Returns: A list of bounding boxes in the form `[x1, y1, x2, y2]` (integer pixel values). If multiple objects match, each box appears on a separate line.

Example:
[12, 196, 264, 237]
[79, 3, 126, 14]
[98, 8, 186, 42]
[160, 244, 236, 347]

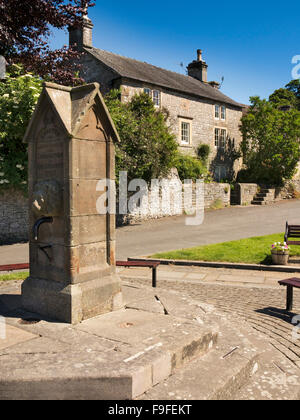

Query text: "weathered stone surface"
[22, 82, 122, 324]
[0, 325, 37, 351]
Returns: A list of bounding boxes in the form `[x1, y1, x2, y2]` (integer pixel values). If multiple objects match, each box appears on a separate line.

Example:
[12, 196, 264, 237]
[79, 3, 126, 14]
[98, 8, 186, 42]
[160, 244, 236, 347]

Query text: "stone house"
[70, 15, 243, 181]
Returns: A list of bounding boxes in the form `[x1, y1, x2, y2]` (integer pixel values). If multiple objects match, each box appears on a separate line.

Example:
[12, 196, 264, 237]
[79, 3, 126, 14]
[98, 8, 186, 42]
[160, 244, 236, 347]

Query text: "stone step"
[139, 319, 262, 400]
[256, 193, 274, 199]
[0, 286, 219, 400]
[140, 317, 300, 401]
[234, 347, 300, 400]
[256, 193, 268, 198]
[251, 200, 265, 205]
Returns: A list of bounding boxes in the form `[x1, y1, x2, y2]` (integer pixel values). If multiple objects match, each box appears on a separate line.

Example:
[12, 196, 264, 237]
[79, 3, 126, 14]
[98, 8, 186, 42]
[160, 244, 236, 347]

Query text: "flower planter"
[271, 251, 289, 266]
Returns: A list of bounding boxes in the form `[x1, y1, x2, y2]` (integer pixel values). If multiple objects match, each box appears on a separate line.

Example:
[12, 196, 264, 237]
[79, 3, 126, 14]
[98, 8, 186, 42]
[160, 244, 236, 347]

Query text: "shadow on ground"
[255, 306, 296, 324]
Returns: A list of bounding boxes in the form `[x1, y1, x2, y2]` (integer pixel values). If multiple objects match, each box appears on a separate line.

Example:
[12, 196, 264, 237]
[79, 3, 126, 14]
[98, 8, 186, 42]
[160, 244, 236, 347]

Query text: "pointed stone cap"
[24, 82, 120, 143]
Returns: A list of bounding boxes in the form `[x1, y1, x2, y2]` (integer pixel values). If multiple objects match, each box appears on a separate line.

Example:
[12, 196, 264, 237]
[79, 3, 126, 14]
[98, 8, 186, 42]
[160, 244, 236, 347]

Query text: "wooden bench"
[278, 278, 300, 311]
[285, 222, 300, 246]
[0, 263, 29, 272]
[116, 260, 160, 288]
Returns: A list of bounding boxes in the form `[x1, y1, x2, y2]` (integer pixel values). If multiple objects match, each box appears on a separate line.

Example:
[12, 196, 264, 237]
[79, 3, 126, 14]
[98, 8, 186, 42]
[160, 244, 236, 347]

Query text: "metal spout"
[33, 217, 53, 241]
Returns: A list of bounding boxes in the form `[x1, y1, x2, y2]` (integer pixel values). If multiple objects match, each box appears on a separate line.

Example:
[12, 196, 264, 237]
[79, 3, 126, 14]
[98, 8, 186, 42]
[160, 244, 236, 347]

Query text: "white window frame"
[215, 105, 220, 119]
[144, 88, 161, 107]
[221, 105, 226, 120]
[215, 128, 220, 148]
[215, 128, 227, 149]
[180, 119, 192, 146]
[152, 90, 161, 107]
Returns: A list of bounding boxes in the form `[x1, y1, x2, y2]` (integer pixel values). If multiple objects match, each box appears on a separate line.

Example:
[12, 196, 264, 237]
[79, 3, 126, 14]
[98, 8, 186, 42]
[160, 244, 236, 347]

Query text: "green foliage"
[239, 96, 300, 185]
[269, 88, 297, 109]
[210, 198, 224, 210]
[105, 90, 178, 182]
[174, 152, 207, 181]
[0, 271, 28, 282]
[285, 80, 300, 110]
[0, 65, 42, 192]
[197, 143, 210, 163]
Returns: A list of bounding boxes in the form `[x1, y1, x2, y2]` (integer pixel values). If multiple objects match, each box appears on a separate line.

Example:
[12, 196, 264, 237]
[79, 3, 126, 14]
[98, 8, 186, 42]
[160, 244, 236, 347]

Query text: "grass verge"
[0, 271, 29, 282]
[151, 233, 300, 265]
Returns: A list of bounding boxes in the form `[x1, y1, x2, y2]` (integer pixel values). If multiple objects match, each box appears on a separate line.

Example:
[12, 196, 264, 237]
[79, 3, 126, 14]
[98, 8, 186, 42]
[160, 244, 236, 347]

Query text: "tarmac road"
[1, 200, 300, 264]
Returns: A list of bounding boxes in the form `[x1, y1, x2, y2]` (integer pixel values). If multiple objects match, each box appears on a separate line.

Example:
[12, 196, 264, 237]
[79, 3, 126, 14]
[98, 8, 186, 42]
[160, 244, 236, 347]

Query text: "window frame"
[152, 90, 161, 107]
[221, 105, 226, 121]
[144, 88, 151, 97]
[179, 118, 192, 146]
[143, 88, 161, 107]
[215, 127, 227, 149]
[215, 105, 220, 119]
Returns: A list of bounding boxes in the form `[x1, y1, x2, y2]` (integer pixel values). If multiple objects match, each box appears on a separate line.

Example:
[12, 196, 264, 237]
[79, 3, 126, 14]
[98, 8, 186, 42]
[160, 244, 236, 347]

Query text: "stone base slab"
[1, 282, 218, 400]
[21, 274, 122, 324]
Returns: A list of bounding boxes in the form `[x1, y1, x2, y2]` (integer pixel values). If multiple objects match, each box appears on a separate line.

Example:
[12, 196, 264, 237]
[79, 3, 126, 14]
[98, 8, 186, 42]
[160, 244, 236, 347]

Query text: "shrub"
[105, 90, 178, 183]
[0, 65, 42, 192]
[174, 152, 207, 181]
[197, 144, 210, 163]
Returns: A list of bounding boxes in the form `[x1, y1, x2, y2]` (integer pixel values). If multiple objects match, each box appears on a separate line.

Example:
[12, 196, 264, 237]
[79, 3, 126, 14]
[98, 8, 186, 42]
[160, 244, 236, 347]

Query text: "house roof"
[86, 47, 243, 109]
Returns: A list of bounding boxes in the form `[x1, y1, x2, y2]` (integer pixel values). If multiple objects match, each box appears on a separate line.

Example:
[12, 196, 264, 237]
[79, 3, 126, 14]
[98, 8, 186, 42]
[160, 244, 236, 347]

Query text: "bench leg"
[152, 267, 157, 288]
[287, 285, 294, 312]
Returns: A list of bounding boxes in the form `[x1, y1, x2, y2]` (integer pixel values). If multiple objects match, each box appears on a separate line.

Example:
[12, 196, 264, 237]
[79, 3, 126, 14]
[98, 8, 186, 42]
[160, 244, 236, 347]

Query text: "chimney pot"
[197, 49, 203, 61]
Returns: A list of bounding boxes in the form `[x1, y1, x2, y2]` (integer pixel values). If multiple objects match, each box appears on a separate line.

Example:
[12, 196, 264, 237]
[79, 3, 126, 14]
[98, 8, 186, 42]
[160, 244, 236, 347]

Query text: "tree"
[239, 96, 300, 185]
[286, 80, 300, 110]
[269, 88, 297, 109]
[105, 90, 179, 183]
[0, 65, 43, 192]
[0, 0, 94, 85]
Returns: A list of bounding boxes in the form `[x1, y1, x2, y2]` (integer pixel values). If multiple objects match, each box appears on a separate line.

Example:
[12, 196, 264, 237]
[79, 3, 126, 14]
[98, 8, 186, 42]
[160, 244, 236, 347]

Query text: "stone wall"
[275, 180, 300, 201]
[0, 190, 28, 244]
[204, 183, 231, 208]
[236, 184, 258, 206]
[231, 181, 300, 206]
[118, 181, 231, 224]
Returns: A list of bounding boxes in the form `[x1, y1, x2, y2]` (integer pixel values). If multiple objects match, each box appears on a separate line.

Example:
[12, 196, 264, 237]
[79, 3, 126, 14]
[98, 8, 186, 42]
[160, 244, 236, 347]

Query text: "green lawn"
[0, 271, 28, 282]
[151, 233, 300, 265]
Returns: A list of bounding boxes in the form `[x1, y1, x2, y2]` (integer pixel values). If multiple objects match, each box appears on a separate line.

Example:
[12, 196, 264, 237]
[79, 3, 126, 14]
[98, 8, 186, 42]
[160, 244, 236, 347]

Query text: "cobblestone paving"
[122, 271, 300, 369]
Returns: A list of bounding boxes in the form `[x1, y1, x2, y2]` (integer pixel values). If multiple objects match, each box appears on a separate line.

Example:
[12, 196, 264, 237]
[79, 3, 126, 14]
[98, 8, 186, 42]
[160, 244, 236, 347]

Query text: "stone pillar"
[22, 82, 123, 324]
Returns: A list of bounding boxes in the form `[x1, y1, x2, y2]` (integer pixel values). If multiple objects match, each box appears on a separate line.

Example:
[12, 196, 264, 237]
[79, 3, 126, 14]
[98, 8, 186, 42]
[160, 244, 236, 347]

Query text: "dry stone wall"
[0, 190, 28, 244]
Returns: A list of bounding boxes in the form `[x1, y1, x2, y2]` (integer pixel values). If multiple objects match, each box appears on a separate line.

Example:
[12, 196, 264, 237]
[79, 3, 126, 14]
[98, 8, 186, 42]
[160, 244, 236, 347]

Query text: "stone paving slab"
[118, 264, 299, 288]
[0, 324, 37, 351]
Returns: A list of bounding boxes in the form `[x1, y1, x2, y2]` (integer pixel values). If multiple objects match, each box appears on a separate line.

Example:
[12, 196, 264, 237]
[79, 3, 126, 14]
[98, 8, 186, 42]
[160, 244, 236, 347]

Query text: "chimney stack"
[187, 49, 208, 83]
[69, 13, 93, 50]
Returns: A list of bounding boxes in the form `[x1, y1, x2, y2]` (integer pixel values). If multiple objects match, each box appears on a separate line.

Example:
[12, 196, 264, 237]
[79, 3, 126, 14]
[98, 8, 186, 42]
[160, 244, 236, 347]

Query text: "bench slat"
[279, 278, 300, 288]
[116, 261, 160, 268]
[0, 263, 29, 272]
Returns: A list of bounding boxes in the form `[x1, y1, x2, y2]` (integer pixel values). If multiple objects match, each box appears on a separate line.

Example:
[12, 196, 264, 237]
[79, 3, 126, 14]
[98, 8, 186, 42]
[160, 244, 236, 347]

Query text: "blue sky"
[51, 0, 300, 105]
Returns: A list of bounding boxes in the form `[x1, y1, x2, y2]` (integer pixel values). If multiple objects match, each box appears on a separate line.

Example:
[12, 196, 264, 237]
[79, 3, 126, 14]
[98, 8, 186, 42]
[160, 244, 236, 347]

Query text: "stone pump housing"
[22, 82, 123, 324]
